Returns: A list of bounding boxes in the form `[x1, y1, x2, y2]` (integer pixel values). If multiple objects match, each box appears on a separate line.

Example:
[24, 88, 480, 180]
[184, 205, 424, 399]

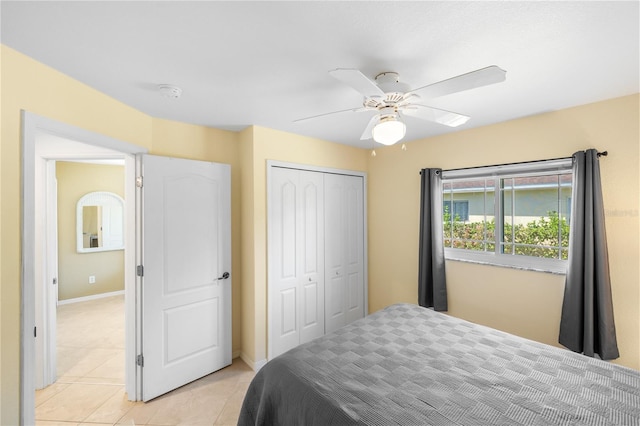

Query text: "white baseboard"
[254, 358, 268, 371]
[239, 351, 268, 372]
[57, 290, 125, 306]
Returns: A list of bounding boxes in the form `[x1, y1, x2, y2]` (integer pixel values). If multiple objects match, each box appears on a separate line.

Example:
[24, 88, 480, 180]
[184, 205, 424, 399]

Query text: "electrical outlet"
[89, 275, 96, 284]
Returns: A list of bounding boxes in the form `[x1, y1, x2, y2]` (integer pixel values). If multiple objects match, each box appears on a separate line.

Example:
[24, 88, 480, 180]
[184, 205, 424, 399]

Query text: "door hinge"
[137, 265, 144, 277]
[34, 327, 37, 338]
[136, 176, 143, 188]
[52, 277, 57, 285]
[137, 354, 144, 367]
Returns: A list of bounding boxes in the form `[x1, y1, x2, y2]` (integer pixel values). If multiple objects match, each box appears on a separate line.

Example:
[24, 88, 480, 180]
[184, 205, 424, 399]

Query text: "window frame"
[441, 158, 573, 274]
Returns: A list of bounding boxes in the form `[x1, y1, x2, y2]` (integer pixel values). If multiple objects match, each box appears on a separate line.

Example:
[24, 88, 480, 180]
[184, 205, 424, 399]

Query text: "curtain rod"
[420, 150, 608, 174]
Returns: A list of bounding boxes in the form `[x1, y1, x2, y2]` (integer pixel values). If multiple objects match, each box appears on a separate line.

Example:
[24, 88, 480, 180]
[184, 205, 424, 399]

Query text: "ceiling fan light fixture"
[372, 116, 406, 145]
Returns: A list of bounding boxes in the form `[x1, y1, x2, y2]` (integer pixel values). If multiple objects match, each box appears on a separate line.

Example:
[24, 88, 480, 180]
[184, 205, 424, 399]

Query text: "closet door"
[298, 171, 325, 344]
[269, 168, 324, 358]
[324, 173, 365, 334]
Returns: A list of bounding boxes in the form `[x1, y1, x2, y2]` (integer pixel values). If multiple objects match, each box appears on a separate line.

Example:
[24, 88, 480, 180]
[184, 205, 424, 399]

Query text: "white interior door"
[268, 167, 324, 358]
[140, 154, 231, 401]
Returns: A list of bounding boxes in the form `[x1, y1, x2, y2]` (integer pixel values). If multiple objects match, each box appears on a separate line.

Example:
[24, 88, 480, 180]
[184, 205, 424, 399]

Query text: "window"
[441, 158, 573, 273]
[443, 200, 469, 221]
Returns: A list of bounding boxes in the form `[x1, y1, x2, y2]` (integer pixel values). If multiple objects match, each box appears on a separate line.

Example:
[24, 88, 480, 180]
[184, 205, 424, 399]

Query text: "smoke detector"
[158, 84, 182, 99]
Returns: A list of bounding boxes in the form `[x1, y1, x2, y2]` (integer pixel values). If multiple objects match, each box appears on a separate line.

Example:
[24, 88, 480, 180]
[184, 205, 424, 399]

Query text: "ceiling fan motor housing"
[365, 72, 413, 109]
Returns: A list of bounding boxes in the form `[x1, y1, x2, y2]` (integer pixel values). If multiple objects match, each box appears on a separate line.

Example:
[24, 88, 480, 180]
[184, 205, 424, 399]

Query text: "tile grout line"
[55, 380, 125, 386]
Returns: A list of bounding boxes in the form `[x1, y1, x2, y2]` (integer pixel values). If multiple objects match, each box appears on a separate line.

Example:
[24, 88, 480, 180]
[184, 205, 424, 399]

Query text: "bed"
[238, 303, 640, 426]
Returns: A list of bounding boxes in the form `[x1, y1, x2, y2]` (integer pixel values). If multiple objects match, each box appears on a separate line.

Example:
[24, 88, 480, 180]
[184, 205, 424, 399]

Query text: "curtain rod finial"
[598, 151, 608, 157]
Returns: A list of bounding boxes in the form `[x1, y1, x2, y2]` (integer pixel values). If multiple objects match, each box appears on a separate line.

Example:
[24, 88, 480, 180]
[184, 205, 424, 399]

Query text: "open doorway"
[49, 160, 126, 390]
[33, 146, 134, 392]
[22, 111, 145, 425]
[34, 158, 131, 421]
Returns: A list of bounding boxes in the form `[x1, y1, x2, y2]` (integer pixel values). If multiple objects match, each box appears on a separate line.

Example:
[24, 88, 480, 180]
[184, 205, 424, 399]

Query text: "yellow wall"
[239, 125, 369, 366]
[56, 162, 125, 300]
[367, 94, 640, 370]
[239, 127, 256, 365]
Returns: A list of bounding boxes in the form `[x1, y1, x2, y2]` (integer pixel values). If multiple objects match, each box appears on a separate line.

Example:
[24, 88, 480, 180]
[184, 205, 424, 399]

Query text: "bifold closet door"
[269, 168, 325, 358]
[324, 173, 365, 334]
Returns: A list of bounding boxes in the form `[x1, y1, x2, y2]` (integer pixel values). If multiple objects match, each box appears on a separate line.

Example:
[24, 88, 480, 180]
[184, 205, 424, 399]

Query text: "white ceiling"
[2, 1, 638, 148]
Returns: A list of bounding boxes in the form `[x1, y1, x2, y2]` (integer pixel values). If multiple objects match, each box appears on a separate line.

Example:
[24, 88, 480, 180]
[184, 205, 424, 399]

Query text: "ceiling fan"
[295, 65, 506, 145]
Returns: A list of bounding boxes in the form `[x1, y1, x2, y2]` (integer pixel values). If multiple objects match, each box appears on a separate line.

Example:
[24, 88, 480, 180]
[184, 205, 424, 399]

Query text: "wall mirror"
[76, 191, 125, 253]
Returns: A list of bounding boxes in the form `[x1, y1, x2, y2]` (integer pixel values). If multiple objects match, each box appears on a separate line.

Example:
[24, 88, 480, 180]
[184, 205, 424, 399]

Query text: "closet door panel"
[279, 288, 297, 336]
[324, 174, 346, 333]
[325, 174, 365, 333]
[348, 272, 361, 310]
[344, 175, 365, 324]
[299, 171, 324, 344]
[302, 282, 319, 330]
[324, 177, 344, 272]
[269, 169, 300, 356]
[281, 182, 297, 279]
[327, 274, 345, 315]
[302, 182, 320, 275]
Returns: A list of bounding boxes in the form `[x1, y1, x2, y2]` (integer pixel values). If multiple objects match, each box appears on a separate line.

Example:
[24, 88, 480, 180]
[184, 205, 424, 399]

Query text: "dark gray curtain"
[559, 149, 619, 360]
[418, 168, 447, 311]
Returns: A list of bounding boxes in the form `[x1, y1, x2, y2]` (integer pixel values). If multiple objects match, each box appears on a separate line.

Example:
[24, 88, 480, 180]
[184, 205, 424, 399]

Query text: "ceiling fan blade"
[409, 65, 506, 99]
[360, 114, 380, 140]
[400, 104, 470, 127]
[294, 106, 368, 123]
[329, 68, 386, 98]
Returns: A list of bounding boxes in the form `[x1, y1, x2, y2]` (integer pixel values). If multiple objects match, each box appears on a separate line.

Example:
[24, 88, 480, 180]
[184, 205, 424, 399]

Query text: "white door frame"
[21, 111, 147, 425]
[35, 160, 59, 388]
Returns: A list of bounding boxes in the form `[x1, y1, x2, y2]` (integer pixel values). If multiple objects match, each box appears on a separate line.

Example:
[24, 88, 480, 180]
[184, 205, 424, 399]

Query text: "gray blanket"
[238, 304, 640, 425]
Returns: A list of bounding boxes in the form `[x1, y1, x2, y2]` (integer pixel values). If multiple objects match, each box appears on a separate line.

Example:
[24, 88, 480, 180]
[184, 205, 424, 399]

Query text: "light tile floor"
[36, 295, 254, 426]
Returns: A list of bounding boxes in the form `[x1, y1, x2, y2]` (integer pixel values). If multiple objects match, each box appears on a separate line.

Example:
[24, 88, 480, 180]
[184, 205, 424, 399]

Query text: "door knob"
[214, 272, 230, 281]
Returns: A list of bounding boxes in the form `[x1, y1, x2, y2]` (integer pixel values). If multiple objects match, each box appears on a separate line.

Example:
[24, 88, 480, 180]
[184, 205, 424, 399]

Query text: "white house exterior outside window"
[441, 158, 573, 274]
